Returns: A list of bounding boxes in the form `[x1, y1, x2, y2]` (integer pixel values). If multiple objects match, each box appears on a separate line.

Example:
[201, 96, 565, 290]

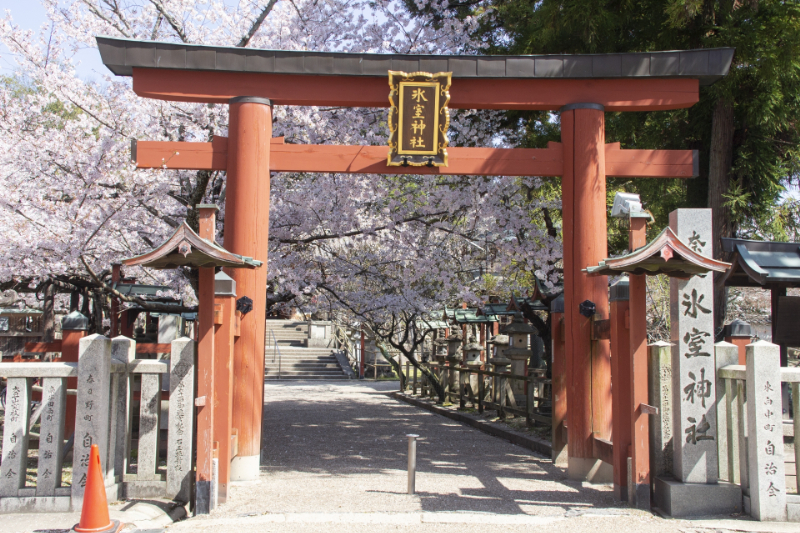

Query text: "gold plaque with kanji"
[387, 71, 451, 166]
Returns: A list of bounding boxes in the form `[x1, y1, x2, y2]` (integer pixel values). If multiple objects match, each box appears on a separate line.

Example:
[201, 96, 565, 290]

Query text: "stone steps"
[263, 320, 349, 380]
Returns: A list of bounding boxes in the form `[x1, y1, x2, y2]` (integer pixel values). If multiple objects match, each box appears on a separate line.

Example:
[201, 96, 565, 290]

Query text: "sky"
[0, 0, 109, 81]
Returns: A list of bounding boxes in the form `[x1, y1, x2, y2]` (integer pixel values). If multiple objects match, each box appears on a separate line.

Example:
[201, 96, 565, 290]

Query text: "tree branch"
[148, 0, 189, 43]
[237, 0, 280, 47]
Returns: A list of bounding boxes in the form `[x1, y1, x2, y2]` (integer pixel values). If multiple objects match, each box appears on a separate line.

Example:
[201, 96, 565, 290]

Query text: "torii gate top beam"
[96, 37, 733, 111]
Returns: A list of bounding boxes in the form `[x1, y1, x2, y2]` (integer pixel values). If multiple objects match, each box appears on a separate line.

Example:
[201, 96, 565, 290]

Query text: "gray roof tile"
[96, 36, 734, 86]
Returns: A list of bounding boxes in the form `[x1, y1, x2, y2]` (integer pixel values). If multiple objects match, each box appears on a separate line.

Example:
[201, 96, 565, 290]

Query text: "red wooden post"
[610, 277, 631, 501]
[110, 264, 121, 338]
[628, 217, 650, 509]
[223, 97, 273, 481]
[60, 311, 88, 437]
[561, 104, 612, 480]
[213, 272, 237, 503]
[360, 327, 365, 378]
[723, 319, 753, 365]
[550, 300, 567, 465]
[196, 205, 217, 511]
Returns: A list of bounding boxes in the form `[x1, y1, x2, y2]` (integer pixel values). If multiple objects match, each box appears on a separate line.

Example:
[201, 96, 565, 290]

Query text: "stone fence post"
[111, 336, 135, 484]
[746, 340, 786, 521]
[713, 341, 738, 483]
[71, 334, 113, 511]
[167, 337, 196, 503]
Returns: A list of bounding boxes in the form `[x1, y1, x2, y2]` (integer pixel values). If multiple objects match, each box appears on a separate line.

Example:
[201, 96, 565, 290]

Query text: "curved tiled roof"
[96, 37, 734, 86]
[721, 238, 800, 287]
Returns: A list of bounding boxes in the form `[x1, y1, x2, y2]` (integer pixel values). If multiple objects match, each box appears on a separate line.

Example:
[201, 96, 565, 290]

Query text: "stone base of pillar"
[230, 454, 260, 481]
[653, 476, 741, 518]
[195, 480, 212, 515]
[567, 457, 613, 483]
[552, 444, 568, 468]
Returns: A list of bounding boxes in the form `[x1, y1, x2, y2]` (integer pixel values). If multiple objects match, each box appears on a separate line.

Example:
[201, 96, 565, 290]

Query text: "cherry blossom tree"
[0, 0, 562, 333]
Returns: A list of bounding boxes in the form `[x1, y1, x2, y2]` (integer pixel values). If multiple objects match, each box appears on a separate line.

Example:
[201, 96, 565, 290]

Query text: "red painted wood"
[61, 329, 86, 437]
[724, 335, 751, 365]
[560, 109, 583, 459]
[111, 264, 120, 338]
[196, 207, 218, 484]
[604, 143, 696, 177]
[224, 101, 272, 465]
[577, 109, 613, 448]
[214, 294, 236, 502]
[563, 107, 611, 461]
[610, 297, 631, 501]
[132, 68, 699, 111]
[628, 217, 650, 508]
[551, 313, 567, 462]
[136, 140, 696, 179]
[24, 341, 63, 353]
[135, 343, 172, 353]
[197, 266, 215, 484]
[360, 328, 365, 378]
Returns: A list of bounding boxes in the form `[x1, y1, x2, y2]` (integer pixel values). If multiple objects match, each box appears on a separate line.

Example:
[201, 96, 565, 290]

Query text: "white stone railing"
[717, 340, 800, 522]
[0, 334, 195, 513]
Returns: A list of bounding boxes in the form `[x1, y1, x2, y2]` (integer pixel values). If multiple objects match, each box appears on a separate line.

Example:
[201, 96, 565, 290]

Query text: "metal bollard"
[407, 434, 419, 494]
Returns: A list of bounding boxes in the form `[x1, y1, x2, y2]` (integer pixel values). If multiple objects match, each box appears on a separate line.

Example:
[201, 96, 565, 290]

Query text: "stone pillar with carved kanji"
[653, 209, 741, 517]
[669, 209, 718, 483]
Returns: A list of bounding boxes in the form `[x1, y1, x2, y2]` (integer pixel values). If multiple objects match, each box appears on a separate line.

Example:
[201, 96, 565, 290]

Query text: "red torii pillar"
[561, 103, 612, 481]
[223, 96, 273, 480]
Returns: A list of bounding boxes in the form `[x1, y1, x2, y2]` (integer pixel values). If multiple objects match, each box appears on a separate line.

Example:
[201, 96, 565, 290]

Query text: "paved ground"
[169, 380, 782, 533]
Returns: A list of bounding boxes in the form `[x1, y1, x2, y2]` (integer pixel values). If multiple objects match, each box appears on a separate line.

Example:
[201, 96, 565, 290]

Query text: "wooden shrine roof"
[721, 237, 800, 288]
[123, 222, 262, 270]
[585, 227, 730, 278]
[97, 37, 733, 87]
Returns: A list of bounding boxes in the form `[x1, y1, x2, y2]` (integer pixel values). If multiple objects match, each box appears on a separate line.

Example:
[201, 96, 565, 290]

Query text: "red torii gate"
[97, 37, 732, 486]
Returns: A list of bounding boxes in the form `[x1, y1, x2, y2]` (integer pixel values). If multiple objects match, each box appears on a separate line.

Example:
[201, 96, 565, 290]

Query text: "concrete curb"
[391, 392, 552, 458]
[0, 500, 186, 533]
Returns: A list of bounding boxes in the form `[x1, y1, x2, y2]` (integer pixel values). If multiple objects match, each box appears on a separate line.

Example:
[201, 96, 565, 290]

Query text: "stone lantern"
[463, 335, 483, 366]
[488, 334, 510, 405]
[463, 335, 483, 399]
[445, 327, 463, 363]
[444, 328, 463, 393]
[488, 334, 510, 367]
[433, 338, 448, 364]
[503, 312, 538, 395]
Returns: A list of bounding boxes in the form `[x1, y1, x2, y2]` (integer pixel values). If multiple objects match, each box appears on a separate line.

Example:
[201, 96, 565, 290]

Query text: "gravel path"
[168, 380, 734, 533]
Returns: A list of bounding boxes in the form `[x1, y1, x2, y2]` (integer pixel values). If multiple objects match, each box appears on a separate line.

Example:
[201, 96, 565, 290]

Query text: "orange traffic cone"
[72, 444, 122, 533]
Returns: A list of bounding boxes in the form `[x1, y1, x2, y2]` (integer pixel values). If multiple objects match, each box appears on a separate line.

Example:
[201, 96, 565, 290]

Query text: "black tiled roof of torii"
[96, 36, 734, 87]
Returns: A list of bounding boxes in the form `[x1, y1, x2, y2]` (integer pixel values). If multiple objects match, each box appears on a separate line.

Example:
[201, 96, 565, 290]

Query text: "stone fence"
[717, 341, 800, 521]
[0, 334, 195, 513]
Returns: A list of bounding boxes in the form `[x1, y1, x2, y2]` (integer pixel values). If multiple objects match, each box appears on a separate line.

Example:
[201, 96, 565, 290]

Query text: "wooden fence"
[0, 335, 195, 512]
[404, 360, 552, 427]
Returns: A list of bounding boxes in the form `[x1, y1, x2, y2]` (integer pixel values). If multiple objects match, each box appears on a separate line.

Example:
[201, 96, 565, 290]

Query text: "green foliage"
[474, 0, 800, 245]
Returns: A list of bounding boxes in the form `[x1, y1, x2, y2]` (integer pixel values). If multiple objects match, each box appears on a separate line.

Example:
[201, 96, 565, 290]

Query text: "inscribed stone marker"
[36, 377, 67, 495]
[137, 373, 162, 480]
[746, 341, 787, 521]
[669, 209, 718, 483]
[648, 341, 672, 480]
[0, 377, 31, 496]
[167, 337, 195, 502]
[71, 334, 112, 510]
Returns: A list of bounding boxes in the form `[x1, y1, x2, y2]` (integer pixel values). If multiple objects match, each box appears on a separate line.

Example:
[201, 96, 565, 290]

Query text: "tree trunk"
[707, 97, 735, 332]
[42, 282, 55, 343]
